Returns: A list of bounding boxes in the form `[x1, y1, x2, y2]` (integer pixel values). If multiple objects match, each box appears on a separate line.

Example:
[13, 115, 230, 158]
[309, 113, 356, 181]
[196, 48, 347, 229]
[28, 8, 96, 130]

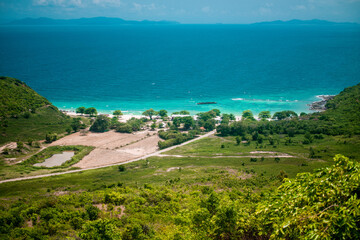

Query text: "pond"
[34, 151, 75, 167]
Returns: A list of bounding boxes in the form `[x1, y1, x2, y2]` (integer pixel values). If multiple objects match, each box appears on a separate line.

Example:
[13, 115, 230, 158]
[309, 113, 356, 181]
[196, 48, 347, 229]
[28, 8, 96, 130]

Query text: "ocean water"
[0, 24, 359, 115]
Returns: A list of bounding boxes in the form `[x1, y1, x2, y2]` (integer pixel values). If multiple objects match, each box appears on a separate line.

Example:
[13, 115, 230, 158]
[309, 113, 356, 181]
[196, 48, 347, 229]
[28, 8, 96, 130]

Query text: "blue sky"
[1, 0, 360, 23]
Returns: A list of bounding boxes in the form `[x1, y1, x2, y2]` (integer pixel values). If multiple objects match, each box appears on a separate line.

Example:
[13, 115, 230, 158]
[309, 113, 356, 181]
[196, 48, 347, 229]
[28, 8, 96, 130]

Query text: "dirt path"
[157, 153, 294, 158]
[0, 130, 216, 184]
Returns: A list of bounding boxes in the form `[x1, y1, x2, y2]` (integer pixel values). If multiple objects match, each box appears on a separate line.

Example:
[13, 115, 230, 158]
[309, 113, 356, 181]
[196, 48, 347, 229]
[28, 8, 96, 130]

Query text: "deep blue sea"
[0, 24, 359, 115]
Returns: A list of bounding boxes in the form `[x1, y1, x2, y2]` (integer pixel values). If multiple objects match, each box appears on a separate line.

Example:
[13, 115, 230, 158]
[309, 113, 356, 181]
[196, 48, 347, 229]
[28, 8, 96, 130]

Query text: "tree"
[272, 111, 287, 120]
[235, 136, 241, 145]
[158, 109, 168, 118]
[179, 110, 190, 115]
[142, 108, 157, 120]
[304, 132, 314, 144]
[110, 117, 120, 129]
[198, 111, 216, 122]
[258, 111, 271, 119]
[76, 106, 86, 115]
[309, 147, 316, 158]
[85, 107, 97, 117]
[204, 119, 216, 131]
[273, 110, 298, 120]
[71, 117, 82, 132]
[45, 133, 57, 143]
[216, 124, 231, 136]
[113, 110, 123, 117]
[183, 116, 195, 130]
[89, 115, 110, 132]
[242, 110, 254, 120]
[211, 109, 221, 116]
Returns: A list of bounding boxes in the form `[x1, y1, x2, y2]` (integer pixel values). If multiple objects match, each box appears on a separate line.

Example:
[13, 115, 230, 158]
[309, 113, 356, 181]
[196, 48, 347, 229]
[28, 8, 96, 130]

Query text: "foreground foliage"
[256, 154, 360, 239]
[0, 155, 358, 239]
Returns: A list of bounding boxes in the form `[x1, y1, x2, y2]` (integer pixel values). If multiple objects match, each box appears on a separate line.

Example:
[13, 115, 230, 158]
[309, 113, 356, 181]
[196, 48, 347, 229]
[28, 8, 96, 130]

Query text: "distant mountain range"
[4, 17, 358, 26]
[254, 19, 358, 25]
[6, 17, 180, 25]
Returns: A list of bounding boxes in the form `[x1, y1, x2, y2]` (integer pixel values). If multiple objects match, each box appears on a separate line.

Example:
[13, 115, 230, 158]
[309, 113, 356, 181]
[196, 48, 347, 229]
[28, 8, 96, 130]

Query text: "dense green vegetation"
[0, 155, 358, 239]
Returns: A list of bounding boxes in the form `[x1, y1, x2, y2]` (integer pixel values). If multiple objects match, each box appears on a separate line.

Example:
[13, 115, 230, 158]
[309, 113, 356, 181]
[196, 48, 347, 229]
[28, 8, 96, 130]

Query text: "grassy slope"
[0, 77, 72, 144]
[2, 133, 359, 198]
[0, 76, 50, 117]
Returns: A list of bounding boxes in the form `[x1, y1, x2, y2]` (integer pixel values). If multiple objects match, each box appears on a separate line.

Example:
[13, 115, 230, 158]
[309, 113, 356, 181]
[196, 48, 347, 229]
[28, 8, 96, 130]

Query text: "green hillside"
[322, 83, 360, 133]
[0, 77, 50, 118]
[0, 77, 72, 144]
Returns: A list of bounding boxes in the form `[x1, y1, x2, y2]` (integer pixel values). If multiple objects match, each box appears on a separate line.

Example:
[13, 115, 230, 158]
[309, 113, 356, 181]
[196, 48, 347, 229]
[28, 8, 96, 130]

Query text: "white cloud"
[133, 2, 158, 11]
[33, 0, 83, 7]
[292, 5, 307, 10]
[201, 6, 210, 13]
[259, 7, 271, 15]
[92, 0, 122, 7]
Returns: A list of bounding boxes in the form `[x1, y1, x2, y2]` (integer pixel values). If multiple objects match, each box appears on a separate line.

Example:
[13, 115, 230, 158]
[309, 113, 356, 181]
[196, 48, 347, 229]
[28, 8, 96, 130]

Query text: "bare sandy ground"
[50, 130, 161, 168]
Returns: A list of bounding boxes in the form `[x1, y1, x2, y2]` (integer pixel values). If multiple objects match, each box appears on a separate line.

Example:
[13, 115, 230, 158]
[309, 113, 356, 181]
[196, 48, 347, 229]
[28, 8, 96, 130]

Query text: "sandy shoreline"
[60, 109, 243, 121]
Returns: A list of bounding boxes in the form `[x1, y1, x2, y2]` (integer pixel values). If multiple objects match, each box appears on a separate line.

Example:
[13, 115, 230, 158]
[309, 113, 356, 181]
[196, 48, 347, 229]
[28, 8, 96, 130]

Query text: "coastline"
[57, 95, 324, 120]
[308, 95, 335, 111]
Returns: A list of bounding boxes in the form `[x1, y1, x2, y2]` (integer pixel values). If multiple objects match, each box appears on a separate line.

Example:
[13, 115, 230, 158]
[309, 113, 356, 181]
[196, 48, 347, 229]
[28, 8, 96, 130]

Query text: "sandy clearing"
[0, 142, 17, 152]
[72, 134, 161, 168]
[0, 130, 216, 184]
[50, 130, 153, 149]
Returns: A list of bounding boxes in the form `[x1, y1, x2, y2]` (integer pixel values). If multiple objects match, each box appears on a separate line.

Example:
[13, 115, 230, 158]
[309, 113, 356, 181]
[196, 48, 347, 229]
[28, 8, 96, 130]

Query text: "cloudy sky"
[0, 0, 360, 24]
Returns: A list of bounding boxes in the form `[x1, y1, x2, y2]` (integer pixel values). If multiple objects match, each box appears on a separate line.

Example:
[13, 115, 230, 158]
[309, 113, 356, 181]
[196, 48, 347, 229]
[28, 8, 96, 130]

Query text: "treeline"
[217, 82, 360, 138]
[0, 155, 358, 239]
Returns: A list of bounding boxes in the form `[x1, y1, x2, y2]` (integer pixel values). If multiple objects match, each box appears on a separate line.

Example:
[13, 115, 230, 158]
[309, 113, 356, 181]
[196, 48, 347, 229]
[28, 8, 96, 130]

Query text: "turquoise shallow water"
[0, 24, 359, 115]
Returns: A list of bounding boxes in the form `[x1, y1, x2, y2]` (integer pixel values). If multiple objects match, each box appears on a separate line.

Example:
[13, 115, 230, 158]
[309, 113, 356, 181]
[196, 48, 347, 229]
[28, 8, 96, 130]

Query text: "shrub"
[116, 123, 133, 133]
[256, 155, 360, 239]
[90, 115, 110, 132]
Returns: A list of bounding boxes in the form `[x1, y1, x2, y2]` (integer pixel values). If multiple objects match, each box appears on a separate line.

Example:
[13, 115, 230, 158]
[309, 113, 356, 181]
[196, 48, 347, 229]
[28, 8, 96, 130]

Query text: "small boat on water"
[197, 102, 217, 105]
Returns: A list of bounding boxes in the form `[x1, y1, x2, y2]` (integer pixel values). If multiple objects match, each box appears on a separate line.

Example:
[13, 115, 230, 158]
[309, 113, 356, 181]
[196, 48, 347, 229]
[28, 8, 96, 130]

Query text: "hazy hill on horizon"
[4, 17, 359, 26]
[253, 19, 359, 25]
[5, 17, 180, 26]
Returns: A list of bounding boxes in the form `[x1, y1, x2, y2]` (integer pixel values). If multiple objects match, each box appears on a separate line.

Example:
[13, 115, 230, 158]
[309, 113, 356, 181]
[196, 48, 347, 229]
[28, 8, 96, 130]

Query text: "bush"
[116, 123, 133, 133]
[118, 165, 126, 172]
[45, 133, 57, 143]
[90, 115, 110, 132]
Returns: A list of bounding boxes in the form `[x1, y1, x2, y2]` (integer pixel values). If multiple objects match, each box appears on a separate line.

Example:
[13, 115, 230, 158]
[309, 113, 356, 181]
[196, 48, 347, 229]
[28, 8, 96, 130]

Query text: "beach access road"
[0, 130, 216, 184]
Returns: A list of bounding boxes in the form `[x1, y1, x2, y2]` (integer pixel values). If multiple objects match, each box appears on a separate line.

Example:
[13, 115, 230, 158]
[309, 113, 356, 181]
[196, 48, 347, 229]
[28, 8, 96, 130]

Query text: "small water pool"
[34, 151, 75, 167]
